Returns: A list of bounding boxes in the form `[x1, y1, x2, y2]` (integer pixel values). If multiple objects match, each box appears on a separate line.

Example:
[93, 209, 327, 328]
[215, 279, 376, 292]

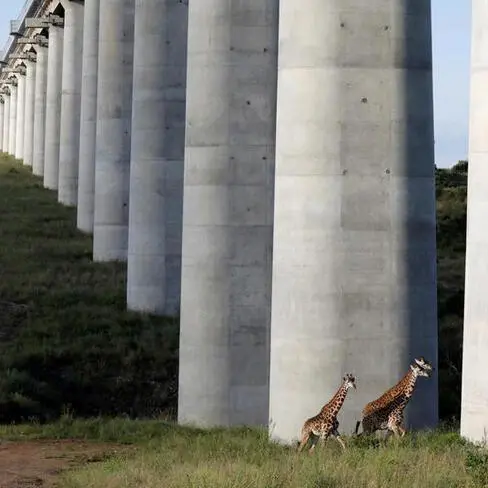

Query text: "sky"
[0, 0, 471, 169]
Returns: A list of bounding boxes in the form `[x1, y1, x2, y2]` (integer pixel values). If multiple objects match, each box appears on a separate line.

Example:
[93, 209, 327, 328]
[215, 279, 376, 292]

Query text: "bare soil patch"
[0, 439, 126, 487]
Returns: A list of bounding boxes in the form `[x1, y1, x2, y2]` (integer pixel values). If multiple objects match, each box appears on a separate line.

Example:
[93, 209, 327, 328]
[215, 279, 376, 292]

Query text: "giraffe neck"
[402, 369, 419, 399]
[323, 382, 349, 417]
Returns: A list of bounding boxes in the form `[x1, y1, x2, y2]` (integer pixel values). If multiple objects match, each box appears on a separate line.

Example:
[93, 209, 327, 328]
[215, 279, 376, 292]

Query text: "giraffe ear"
[410, 364, 416, 371]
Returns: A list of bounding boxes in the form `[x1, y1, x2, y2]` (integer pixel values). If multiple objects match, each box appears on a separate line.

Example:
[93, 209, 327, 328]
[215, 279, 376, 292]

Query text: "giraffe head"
[343, 373, 357, 390]
[410, 357, 433, 378]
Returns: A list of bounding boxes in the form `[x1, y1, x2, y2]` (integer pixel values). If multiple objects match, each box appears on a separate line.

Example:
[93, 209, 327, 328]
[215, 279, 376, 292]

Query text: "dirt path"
[0, 439, 126, 487]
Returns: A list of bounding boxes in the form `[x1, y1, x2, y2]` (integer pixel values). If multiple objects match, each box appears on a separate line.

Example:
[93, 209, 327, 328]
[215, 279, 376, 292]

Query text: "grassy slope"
[0, 157, 178, 421]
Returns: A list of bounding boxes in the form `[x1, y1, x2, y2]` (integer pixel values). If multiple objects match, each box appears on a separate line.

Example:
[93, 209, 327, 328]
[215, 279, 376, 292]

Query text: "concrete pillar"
[23, 57, 36, 167]
[43, 24, 64, 189]
[93, 0, 135, 261]
[0, 99, 4, 151]
[268, 1, 438, 444]
[32, 41, 48, 177]
[127, 0, 187, 316]
[178, 1, 278, 427]
[461, 0, 488, 443]
[2, 93, 10, 153]
[58, 0, 84, 206]
[15, 72, 26, 160]
[8, 83, 17, 156]
[77, 0, 100, 233]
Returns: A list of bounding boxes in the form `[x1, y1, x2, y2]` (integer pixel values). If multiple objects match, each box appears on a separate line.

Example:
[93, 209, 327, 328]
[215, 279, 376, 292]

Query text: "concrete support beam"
[77, 0, 100, 233]
[8, 83, 17, 156]
[461, 0, 488, 444]
[43, 25, 64, 189]
[127, 0, 188, 316]
[178, 1, 278, 427]
[32, 40, 48, 176]
[2, 93, 10, 152]
[93, 0, 135, 261]
[58, 0, 84, 206]
[15, 72, 26, 160]
[268, 1, 438, 444]
[23, 56, 36, 167]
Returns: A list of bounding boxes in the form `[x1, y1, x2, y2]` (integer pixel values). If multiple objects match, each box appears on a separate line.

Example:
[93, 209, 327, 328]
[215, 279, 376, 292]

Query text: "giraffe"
[297, 373, 357, 453]
[354, 357, 433, 438]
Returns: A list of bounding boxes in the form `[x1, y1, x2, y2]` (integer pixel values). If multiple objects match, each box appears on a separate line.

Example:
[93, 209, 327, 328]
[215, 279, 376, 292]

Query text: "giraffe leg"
[332, 430, 346, 450]
[297, 429, 311, 452]
[308, 434, 319, 453]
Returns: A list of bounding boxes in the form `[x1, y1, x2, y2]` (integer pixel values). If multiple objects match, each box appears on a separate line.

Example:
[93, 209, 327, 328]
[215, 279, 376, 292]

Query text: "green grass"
[0, 156, 178, 422]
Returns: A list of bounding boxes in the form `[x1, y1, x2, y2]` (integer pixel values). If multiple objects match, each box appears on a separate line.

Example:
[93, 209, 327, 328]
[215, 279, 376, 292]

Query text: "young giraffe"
[298, 373, 356, 453]
[354, 357, 433, 438]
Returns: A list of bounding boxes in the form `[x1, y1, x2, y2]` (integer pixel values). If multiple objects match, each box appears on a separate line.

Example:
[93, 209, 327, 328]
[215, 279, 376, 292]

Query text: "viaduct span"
[0, 0, 480, 444]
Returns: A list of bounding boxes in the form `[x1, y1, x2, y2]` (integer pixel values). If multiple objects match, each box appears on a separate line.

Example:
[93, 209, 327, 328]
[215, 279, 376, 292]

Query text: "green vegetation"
[0, 156, 474, 486]
[0, 157, 178, 422]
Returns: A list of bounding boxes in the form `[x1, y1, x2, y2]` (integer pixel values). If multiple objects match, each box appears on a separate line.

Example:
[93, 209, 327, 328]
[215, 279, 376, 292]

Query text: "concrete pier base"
[8, 84, 17, 156]
[0, 99, 4, 151]
[77, 0, 100, 233]
[32, 41, 48, 177]
[178, 0, 278, 427]
[93, 0, 135, 261]
[2, 94, 10, 153]
[23, 57, 36, 167]
[58, 0, 84, 206]
[127, 0, 188, 316]
[15, 73, 26, 160]
[461, 0, 488, 444]
[43, 25, 64, 190]
[268, 1, 438, 444]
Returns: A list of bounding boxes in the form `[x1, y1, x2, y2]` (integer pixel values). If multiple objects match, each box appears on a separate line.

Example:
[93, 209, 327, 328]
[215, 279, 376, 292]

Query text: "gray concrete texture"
[178, 0, 277, 427]
[32, 44, 48, 177]
[58, 0, 84, 206]
[461, 0, 488, 444]
[15, 72, 26, 160]
[268, 0, 438, 444]
[126, 0, 187, 316]
[0, 99, 4, 150]
[8, 83, 17, 155]
[93, 0, 135, 261]
[3, 94, 10, 153]
[77, 0, 100, 233]
[23, 58, 36, 167]
[43, 25, 64, 190]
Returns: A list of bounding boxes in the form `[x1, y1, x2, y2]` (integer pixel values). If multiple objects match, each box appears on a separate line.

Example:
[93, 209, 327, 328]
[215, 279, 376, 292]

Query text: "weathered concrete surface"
[58, 0, 84, 206]
[461, 0, 488, 444]
[8, 84, 17, 156]
[23, 58, 36, 167]
[178, 0, 278, 427]
[127, 0, 188, 316]
[93, 0, 135, 261]
[2, 94, 10, 153]
[77, 0, 100, 233]
[43, 25, 64, 190]
[268, 1, 438, 444]
[14, 73, 26, 160]
[0, 99, 4, 151]
[32, 43, 48, 177]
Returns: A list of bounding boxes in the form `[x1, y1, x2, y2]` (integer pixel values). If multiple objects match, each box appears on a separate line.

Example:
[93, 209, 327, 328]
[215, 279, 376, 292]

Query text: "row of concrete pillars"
[0, 0, 444, 444]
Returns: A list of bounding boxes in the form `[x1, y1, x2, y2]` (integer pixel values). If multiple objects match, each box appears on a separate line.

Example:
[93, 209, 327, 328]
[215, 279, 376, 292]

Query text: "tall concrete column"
[32, 40, 48, 177]
[2, 93, 10, 153]
[127, 0, 188, 315]
[8, 83, 17, 156]
[43, 24, 64, 189]
[0, 98, 4, 151]
[93, 0, 135, 261]
[77, 0, 100, 232]
[58, 0, 84, 206]
[461, 0, 488, 443]
[268, 1, 438, 444]
[23, 56, 36, 167]
[178, 1, 278, 427]
[15, 71, 26, 160]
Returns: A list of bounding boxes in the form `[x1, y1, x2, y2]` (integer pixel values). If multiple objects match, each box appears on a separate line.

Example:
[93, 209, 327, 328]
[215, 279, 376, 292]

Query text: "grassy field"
[0, 416, 485, 488]
[0, 156, 178, 422]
